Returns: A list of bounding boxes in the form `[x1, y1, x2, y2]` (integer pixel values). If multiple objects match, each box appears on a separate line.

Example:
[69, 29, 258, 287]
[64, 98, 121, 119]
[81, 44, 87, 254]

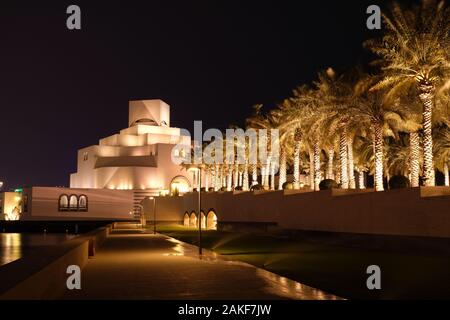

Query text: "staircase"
[133, 190, 158, 219]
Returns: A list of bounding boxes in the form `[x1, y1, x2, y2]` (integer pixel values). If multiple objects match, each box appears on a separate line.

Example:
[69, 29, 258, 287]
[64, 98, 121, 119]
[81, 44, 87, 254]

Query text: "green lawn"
[155, 225, 450, 300]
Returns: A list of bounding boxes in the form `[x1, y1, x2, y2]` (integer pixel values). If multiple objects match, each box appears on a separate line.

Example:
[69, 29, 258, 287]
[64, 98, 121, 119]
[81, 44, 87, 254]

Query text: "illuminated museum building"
[1, 100, 193, 220]
[70, 99, 192, 194]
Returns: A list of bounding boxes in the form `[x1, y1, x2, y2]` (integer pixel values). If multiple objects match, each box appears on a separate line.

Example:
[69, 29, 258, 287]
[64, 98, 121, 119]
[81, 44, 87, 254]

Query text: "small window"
[69, 195, 78, 211]
[83, 152, 88, 161]
[59, 194, 69, 211]
[78, 195, 88, 211]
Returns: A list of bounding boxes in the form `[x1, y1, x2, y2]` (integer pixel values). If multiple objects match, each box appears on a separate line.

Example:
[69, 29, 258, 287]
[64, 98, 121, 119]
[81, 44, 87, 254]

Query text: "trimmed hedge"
[319, 179, 338, 190]
[389, 175, 411, 189]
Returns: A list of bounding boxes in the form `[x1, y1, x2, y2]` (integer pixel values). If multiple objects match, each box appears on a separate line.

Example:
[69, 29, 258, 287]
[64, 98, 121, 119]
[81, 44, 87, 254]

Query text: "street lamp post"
[198, 167, 202, 255]
[187, 164, 203, 255]
[150, 197, 156, 234]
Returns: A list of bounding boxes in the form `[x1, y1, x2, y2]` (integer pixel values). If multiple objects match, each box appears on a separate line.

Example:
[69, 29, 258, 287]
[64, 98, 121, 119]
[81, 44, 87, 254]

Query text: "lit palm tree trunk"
[214, 165, 220, 191]
[374, 123, 384, 192]
[222, 166, 226, 189]
[279, 149, 287, 190]
[204, 171, 209, 191]
[313, 141, 321, 191]
[211, 168, 215, 191]
[339, 127, 349, 189]
[419, 89, 435, 186]
[410, 131, 420, 187]
[233, 163, 239, 189]
[270, 160, 275, 190]
[222, 175, 226, 189]
[243, 160, 249, 191]
[327, 149, 334, 180]
[227, 167, 232, 191]
[347, 136, 356, 189]
[386, 171, 390, 189]
[251, 164, 258, 186]
[261, 166, 267, 189]
[444, 162, 449, 187]
[309, 149, 314, 190]
[217, 166, 221, 191]
[335, 170, 341, 184]
[358, 169, 365, 189]
[264, 152, 272, 190]
[293, 141, 301, 189]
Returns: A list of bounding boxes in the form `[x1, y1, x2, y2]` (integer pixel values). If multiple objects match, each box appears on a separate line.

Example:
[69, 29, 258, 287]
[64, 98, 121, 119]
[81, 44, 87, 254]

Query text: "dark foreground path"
[63, 226, 339, 300]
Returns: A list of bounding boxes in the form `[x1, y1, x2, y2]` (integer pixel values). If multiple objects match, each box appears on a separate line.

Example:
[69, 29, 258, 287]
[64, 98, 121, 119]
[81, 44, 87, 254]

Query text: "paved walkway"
[63, 226, 339, 300]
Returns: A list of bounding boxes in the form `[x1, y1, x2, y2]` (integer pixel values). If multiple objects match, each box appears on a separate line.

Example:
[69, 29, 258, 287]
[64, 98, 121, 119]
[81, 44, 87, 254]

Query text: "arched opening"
[69, 195, 78, 211]
[170, 175, 191, 195]
[207, 211, 218, 230]
[78, 195, 88, 211]
[189, 212, 197, 227]
[131, 118, 159, 127]
[183, 212, 190, 227]
[59, 194, 69, 211]
[200, 211, 206, 229]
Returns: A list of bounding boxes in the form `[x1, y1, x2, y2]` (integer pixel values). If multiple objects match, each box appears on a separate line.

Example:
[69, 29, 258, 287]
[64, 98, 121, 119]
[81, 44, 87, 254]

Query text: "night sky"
[0, 0, 395, 189]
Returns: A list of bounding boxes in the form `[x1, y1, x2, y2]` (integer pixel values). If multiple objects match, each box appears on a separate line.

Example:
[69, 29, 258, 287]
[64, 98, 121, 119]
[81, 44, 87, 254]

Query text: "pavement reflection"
[163, 235, 342, 300]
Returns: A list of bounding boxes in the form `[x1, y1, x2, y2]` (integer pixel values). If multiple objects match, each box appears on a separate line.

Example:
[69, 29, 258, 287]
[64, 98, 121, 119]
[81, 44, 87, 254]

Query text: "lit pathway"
[63, 227, 340, 300]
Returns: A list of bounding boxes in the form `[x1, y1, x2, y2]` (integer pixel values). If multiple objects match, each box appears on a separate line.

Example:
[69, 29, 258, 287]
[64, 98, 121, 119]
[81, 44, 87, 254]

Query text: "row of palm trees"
[189, 0, 450, 193]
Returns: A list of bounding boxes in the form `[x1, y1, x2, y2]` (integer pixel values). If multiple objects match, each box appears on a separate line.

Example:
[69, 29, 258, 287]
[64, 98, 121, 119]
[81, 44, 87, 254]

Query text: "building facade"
[70, 99, 192, 194]
[1, 99, 193, 221]
[69, 99, 193, 217]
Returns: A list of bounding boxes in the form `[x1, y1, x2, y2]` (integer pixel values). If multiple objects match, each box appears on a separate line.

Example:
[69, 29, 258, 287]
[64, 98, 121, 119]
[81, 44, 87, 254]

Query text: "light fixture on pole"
[186, 164, 204, 255]
[149, 197, 156, 234]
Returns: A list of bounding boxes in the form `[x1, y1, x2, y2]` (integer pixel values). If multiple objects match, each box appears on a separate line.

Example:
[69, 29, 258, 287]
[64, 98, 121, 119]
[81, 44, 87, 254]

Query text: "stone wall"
[150, 187, 450, 238]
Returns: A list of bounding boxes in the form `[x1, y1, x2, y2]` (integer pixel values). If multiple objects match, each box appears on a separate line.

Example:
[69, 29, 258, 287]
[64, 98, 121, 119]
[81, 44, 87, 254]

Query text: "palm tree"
[434, 126, 450, 186]
[283, 76, 332, 191]
[323, 135, 337, 180]
[317, 68, 361, 189]
[386, 135, 412, 178]
[278, 85, 316, 189]
[351, 75, 414, 191]
[292, 127, 302, 188]
[365, 0, 450, 186]
[246, 104, 266, 187]
[246, 105, 282, 190]
[395, 90, 423, 186]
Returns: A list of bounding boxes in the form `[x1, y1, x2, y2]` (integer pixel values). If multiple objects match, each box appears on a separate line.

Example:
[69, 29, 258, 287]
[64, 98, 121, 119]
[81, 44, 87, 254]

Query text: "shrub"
[234, 186, 243, 191]
[319, 179, 338, 190]
[282, 182, 294, 190]
[389, 175, 410, 189]
[250, 184, 264, 191]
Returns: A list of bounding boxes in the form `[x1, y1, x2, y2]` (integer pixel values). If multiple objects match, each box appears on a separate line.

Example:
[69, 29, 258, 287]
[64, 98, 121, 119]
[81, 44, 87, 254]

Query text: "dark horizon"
[0, 0, 394, 189]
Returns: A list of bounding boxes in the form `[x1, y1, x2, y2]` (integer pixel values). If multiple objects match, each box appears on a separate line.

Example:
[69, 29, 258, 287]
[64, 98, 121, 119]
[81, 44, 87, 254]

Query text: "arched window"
[189, 212, 197, 227]
[78, 195, 88, 211]
[200, 211, 206, 229]
[69, 195, 78, 211]
[170, 175, 191, 195]
[207, 211, 218, 230]
[183, 212, 190, 227]
[59, 194, 69, 211]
